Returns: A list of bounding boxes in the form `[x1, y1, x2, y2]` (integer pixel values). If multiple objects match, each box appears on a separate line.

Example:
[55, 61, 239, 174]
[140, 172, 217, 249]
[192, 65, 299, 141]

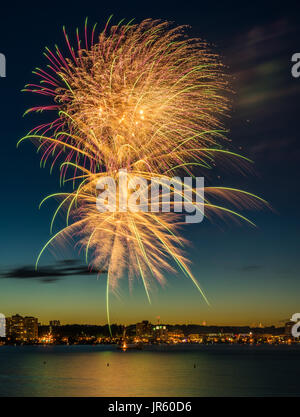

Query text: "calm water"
[0, 344, 300, 396]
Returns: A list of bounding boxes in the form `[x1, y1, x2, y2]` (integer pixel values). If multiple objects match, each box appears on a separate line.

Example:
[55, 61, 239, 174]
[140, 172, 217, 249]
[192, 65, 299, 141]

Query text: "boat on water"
[118, 341, 143, 350]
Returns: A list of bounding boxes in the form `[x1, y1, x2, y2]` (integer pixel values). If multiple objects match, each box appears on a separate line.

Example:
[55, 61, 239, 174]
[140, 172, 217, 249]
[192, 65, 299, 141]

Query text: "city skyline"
[3, 314, 295, 347]
[1, 311, 291, 328]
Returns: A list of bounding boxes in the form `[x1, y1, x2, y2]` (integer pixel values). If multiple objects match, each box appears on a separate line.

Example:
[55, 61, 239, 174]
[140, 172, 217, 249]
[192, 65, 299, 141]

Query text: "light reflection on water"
[0, 344, 300, 396]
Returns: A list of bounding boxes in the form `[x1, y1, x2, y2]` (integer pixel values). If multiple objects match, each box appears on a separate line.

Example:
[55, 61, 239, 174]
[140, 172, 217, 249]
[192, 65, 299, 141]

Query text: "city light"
[1, 314, 298, 347]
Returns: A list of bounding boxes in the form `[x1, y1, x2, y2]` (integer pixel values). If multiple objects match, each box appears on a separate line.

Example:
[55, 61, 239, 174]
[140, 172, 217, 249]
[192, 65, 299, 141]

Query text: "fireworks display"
[18, 18, 267, 324]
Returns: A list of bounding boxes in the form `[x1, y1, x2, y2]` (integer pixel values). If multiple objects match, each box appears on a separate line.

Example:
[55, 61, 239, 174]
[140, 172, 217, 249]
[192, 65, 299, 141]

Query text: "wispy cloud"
[0, 260, 107, 283]
[240, 265, 263, 272]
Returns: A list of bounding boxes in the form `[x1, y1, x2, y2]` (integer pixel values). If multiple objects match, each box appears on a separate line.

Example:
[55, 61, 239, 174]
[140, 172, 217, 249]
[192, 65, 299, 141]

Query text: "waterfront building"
[24, 316, 38, 339]
[49, 320, 61, 327]
[136, 320, 153, 338]
[153, 324, 168, 341]
[6, 314, 38, 341]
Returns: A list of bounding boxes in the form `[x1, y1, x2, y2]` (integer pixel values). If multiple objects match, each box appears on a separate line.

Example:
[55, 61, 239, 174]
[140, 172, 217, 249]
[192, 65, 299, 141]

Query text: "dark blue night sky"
[0, 0, 300, 325]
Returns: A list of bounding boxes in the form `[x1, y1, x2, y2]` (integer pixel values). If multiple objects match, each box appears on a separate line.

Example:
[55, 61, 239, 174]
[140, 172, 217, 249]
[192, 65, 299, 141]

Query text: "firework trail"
[18, 18, 267, 331]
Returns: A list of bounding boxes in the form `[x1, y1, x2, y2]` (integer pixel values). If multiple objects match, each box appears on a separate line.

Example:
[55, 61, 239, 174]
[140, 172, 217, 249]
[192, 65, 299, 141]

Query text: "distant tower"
[49, 320, 60, 327]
